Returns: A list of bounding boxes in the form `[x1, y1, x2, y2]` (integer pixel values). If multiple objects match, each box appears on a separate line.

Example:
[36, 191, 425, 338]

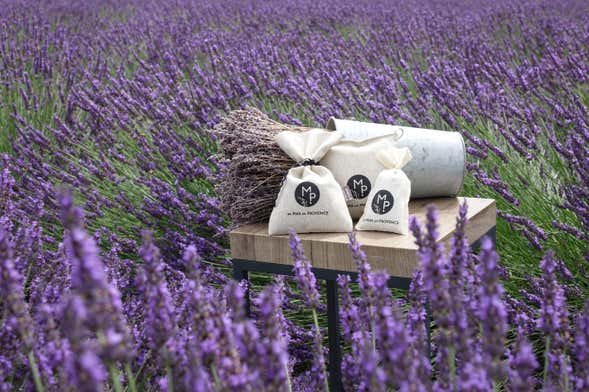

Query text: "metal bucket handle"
[326, 117, 404, 142]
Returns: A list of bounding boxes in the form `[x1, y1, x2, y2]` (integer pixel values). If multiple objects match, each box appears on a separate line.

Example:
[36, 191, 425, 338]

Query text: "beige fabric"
[356, 147, 412, 234]
[269, 130, 353, 235]
[321, 128, 403, 219]
[276, 129, 343, 163]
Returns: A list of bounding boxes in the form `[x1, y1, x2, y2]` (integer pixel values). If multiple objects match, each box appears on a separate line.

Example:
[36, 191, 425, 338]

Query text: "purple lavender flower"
[59, 191, 132, 363]
[415, 205, 453, 390]
[338, 275, 360, 343]
[573, 301, 589, 391]
[34, 303, 69, 389]
[0, 226, 45, 392]
[289, 230, 327, 392]
[508, 331, 539, 392]
[537, 250, 571, 391]
[257, 281, 291, 392]
[338, 274, 379, 391]
[405, 270, 432, 389]
[372, 271, 412, 390]
[224, 280, 247, 322]
[0, 164, 16, 232]
[137, 230, 177, 355]
[182, 280, 216, 391]
[182, 243, 202, 281]
[498, 212, 546, 250]
[289, 230, 320, 309]
[183, 354, 213, 392]
[62, 296, 106, 392]
[456, 352, 490, 392]
[448, 201, 472, 360]
[213, 308, 248, 390]
[409, 215, 425, 250]
[476, 237, 507, 382]
[0, 227, 34, 351]
[224, 281, 266, 388]
[347, 232, 377, 329]
[182, 262, 248, 390]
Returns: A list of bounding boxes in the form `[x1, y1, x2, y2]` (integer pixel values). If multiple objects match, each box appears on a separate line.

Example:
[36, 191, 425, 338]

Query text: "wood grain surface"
[230, 197, 496, 278]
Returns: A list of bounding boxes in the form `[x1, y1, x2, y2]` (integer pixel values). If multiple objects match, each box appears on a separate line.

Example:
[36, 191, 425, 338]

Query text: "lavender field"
[1, 0, 589, 390]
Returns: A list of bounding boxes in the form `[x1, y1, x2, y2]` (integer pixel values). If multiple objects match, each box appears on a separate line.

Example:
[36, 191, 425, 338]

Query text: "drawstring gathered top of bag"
[268, 129, 353, 235]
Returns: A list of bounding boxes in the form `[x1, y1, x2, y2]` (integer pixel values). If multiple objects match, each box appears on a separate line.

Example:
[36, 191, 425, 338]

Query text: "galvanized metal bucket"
[325, 118, 466, 199]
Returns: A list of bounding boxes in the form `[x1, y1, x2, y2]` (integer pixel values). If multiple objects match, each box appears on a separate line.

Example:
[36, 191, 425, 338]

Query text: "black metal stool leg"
[488, 226, 497, 244]
[471, 226, 497, 252]
[326, 279, 342, 391]
[232, 263, 251, 317]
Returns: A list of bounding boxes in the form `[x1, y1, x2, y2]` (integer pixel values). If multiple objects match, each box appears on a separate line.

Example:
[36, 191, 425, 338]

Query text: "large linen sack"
[268, 129, 353, 235]
[320, 128, 403, 219]
[356, 147, 412, 235]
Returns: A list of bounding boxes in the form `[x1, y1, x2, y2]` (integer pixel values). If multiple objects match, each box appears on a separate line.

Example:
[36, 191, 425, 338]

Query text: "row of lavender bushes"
[2, 174, 587, 390]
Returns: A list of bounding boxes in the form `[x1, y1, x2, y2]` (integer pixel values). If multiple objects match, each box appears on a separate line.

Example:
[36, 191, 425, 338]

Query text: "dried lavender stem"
[211, 107, 312, 225]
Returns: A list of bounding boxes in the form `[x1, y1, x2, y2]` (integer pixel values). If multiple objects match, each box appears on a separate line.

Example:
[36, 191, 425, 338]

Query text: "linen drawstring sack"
[268, 129, 353, 235]
[321, 127, 403, 219]
[356, 146, 412, 234]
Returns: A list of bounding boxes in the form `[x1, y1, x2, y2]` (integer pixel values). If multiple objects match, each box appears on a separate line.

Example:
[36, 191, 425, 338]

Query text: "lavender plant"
[1, 0, 589, 390]
[1, 0, 588, 298]
[2, 186, 589, 390]
[290, 230, 329, 392]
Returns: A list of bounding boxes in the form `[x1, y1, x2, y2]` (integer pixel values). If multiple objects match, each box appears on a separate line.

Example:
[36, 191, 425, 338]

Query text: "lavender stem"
[125, 363, 137, 392]
[312, 308, 330, 392]
[108, 363, 123, 392]
[27, 351, 44, 392]
[165, 362, 174, 392]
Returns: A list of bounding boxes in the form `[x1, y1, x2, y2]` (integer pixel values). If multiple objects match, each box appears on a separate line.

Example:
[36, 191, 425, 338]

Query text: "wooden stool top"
[230, 197, 496, 278]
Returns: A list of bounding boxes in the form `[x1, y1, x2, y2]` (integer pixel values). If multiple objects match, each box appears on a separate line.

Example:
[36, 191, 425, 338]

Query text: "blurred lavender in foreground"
[290, 230, 328, 392]
[2, 191, 588, 390]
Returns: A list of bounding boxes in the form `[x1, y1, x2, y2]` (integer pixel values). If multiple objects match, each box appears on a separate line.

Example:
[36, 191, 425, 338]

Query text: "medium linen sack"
[320, 127, 403, 219]
[356, 146, 412, 234]
[268, 129, 353, 235]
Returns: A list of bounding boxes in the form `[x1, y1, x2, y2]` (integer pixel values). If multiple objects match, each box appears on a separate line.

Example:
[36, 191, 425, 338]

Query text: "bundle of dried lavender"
[212, 108, 311, 225]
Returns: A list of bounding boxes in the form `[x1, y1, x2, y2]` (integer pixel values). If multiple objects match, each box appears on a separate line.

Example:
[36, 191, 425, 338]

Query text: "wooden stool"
[230, 197, 496, 391]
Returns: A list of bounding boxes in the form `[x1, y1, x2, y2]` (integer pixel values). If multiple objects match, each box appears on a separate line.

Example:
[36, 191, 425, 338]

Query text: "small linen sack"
[320, 127, 403, 219]
[356, 146, 412, 235]
[268, 129, 353, 235]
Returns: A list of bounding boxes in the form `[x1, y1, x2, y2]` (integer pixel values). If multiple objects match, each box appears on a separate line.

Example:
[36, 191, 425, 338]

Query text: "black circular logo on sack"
[295, 182, 320, 207]
[347, 175, 371, 199]
[371, 190, 394, 214]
